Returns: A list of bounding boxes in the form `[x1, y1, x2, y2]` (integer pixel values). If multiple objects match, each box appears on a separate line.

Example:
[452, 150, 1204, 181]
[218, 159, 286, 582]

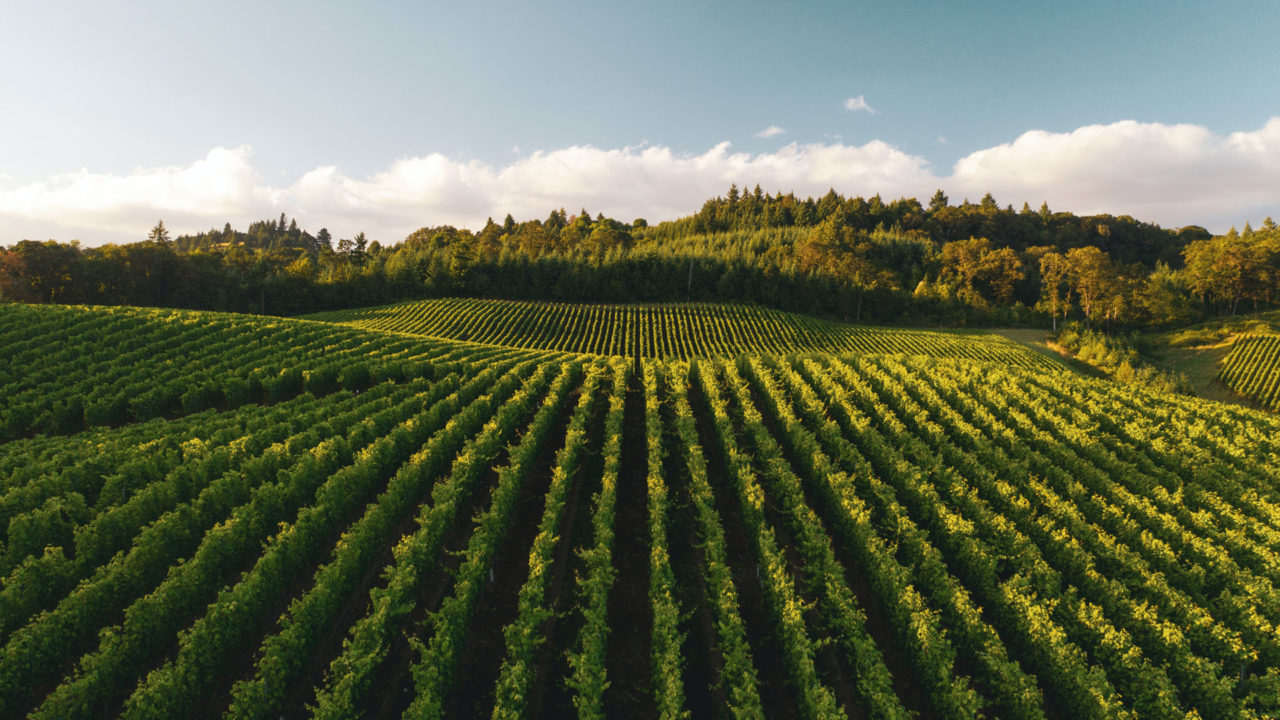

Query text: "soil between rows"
[437, 376, 609, 719]
[658, 372, 726, 719]
[687, 366, 799, 720]
[365, 382, 585, 720]
[601, 373, 657, 719]
[523, 374, 610, 718]
[747, 360, 936, 719]
[271, 376, 539, 719]
[728, 364, 868, 720]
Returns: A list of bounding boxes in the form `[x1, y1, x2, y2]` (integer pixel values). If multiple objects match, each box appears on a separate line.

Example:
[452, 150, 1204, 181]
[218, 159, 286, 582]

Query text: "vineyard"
[302, 298, 1049, 367]
[1220, 334, 1280, 410]
[2, 301, 1279, 719]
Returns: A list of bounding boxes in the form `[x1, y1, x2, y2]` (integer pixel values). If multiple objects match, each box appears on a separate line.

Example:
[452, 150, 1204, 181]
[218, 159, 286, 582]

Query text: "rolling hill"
[0, 300, 1277, 719]
[302, 297, 1052, 367]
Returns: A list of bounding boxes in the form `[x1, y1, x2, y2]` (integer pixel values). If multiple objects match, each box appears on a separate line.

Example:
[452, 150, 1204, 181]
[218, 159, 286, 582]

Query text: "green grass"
[1157, 309, 1280, 349]
[1140, 310, 1280, 407]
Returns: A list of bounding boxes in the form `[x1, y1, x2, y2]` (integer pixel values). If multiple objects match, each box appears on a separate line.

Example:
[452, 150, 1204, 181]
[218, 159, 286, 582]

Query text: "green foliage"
[179, 382, 222, 414]
[130, 385, 183, 421]
[2, 302, 1279, 719]
[563, 362, 627, 720]
[1056, 324, 1192, 394]
[305, 297, 1051, 367]
[1183, 222, 1280, 315]
[338, 362, 372, 391]
[1163, 309, 1280, 348]
[0, 303, 502, 439]
[1220, 334, 1280, 409]
[303, 364, 341, 396]
[0, 188, 1237, 327]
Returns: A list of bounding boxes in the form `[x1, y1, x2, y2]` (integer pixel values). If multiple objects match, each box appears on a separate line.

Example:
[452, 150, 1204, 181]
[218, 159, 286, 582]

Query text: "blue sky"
[1, 0, 1277, 244]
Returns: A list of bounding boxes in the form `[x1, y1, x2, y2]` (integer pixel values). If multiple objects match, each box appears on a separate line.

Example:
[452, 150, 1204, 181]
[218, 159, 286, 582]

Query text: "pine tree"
[147, 220, 171, 244]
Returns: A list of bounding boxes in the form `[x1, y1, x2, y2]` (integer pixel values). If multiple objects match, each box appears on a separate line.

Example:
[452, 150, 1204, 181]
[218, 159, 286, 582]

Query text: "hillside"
[0, 303, 1278, 718]
[0, 303, 556, 440]
[303, 297, 1053, 367]
[1220, 334, 1280, 410]
[1136, 310, 1280, 407]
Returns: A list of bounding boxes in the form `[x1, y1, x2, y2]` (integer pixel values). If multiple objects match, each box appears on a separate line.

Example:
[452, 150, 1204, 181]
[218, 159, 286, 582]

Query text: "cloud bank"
[2, 118, 1277, 246]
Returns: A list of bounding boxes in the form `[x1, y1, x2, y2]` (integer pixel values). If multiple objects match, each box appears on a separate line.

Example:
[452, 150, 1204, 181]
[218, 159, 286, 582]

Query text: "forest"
[1, 186, 1276, 329]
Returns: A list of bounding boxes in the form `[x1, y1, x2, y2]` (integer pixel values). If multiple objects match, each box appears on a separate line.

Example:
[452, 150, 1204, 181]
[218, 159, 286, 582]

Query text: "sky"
[1, 0, 1277, 245]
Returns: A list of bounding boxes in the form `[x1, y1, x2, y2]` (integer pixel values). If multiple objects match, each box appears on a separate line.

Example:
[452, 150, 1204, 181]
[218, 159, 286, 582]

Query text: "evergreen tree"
[147, 220, 171, 244]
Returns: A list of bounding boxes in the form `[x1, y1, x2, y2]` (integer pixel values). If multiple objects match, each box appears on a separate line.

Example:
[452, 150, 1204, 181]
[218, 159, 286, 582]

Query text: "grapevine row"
[305, 297, 1050, 366]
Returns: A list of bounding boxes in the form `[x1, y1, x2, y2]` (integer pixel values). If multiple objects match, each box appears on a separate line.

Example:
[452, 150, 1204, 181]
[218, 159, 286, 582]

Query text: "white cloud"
[0, 140, 935, 245]
[843, 95, 876, 114]
[948, 118, 1280, 228]
[755, 125, 787, 138]
[937, 136, 947, 144]
[0, 147, 280, 238]
[2, 118, 1278, 245]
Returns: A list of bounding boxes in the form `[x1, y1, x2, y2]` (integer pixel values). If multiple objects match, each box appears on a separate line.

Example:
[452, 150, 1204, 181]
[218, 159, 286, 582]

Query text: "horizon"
[112, 180, 1255, 249]
[3, 1, 1278, 246]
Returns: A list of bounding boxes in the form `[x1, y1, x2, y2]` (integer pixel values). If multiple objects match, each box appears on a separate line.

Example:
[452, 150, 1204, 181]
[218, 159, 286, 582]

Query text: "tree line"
[0, 186, 1274, 330]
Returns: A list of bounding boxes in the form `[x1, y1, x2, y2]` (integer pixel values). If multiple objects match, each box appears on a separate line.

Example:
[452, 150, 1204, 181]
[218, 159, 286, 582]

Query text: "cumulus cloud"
[843, 95, 876, 114]
[0, 147, 279, 238]
[755, 125, 787, 138]
[2, 118, 1278, 245]
[0, 141, 936, 245]
[948, 119, 1280, 228]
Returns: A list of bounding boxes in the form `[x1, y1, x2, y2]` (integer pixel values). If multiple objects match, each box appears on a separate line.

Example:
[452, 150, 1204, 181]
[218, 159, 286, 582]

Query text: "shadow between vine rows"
[524, 376, 610, 718]
[761, 361, 937, 718]
[599, 372, 657, 719]
[659, 376, 724, 719]
[731, 370, 867, 720]
[687, 370, 799, 720]
[268, 387, 538, 720]
[460, 375, 615, 719]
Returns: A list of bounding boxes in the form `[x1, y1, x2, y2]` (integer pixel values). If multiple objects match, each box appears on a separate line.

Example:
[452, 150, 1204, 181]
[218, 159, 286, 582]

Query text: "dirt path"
[987, 328, 1106, 377]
